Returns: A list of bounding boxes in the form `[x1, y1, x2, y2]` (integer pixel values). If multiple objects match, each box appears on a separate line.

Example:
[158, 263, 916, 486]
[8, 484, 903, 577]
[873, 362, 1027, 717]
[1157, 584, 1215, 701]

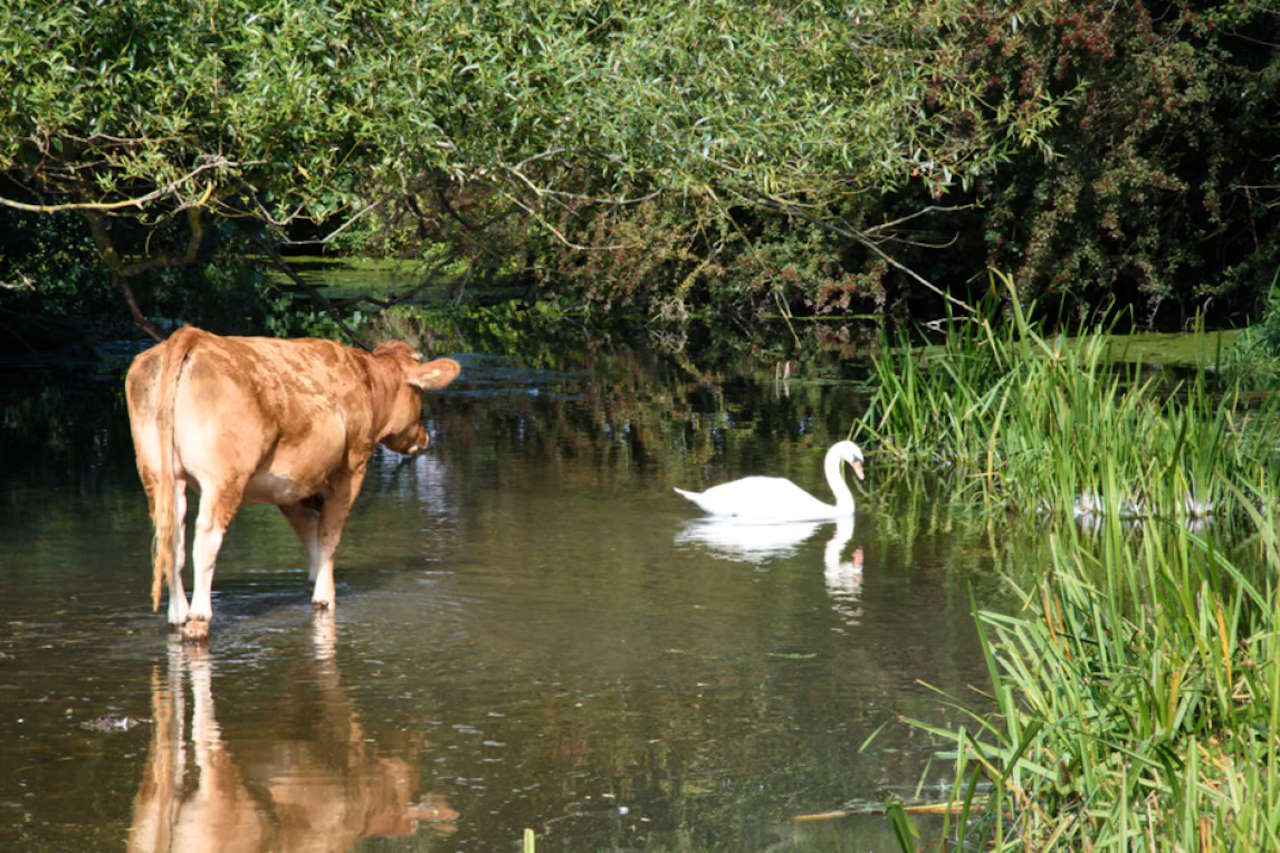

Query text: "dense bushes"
[0, 2, 1275, 346]
[969, 1, 1280, 328]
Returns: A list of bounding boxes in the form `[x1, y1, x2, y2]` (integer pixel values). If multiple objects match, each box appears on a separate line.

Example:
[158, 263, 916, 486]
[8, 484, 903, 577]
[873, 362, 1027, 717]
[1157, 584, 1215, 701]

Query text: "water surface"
[0, 350, 995, 850]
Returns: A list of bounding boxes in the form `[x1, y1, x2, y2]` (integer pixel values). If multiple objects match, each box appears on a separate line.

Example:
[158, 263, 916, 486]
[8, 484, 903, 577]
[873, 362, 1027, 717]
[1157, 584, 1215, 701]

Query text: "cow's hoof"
[181, 618, 210, 643]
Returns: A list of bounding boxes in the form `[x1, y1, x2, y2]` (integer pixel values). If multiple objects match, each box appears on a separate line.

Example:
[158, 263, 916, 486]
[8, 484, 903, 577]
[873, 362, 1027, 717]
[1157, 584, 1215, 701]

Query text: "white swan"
[673, 440, 865, 522]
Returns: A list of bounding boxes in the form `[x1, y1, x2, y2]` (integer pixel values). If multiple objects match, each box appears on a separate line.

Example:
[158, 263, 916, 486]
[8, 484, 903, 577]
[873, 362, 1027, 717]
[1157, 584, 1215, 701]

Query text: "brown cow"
[126, 326, 460, 640]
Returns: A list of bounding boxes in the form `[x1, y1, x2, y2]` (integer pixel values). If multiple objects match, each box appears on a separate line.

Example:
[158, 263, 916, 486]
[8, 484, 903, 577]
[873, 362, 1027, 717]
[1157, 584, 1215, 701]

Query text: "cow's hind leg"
[183, 479, 244, 642]
[167, 480, 190, 627]
[279, 500, 323, 583]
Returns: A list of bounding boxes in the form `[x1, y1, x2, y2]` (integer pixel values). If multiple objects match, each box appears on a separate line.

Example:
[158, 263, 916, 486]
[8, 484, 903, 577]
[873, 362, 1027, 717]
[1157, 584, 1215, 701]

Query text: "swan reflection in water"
[674, 516, 824, 564]
[822, 517, 864, 628]
[675, 515, 865, 625]
[128, 614, 457, 853]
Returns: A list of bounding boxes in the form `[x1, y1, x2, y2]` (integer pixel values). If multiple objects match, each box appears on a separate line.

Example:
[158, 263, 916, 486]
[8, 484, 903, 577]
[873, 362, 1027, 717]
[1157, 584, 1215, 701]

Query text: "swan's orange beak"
[851, 459, 864, 481]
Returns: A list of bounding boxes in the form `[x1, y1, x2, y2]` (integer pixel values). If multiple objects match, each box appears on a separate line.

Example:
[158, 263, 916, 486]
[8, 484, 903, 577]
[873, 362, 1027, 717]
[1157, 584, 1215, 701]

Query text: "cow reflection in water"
[129, 615, 456, 852]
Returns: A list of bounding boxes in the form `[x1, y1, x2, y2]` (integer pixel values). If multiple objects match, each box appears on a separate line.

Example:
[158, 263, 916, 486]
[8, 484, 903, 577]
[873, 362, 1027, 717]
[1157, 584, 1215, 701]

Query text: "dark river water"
[0, 346, 996, 851]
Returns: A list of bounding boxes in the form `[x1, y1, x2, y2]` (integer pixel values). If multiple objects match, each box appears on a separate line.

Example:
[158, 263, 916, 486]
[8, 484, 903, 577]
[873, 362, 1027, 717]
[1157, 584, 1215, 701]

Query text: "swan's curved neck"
[824, 446, 855, 513]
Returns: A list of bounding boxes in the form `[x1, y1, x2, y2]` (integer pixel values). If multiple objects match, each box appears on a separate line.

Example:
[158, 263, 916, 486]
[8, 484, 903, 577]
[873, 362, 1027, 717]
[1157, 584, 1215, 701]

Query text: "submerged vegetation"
[861, 273, 1280, 849]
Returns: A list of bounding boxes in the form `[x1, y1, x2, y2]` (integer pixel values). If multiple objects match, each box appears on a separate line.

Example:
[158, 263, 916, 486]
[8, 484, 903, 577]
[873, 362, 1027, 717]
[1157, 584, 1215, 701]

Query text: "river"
[0, 344, 995, 850]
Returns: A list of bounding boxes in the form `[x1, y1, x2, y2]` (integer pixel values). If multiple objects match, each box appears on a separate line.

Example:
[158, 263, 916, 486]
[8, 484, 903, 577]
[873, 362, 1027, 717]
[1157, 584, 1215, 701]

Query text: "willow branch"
[499, 157, 661, 207]
[861, 204, 976, 235]
[247, 231, 371, 351]
[750, 194, 975, 314]
[499, 190, 637, 251]
[115, 275, 165, 342]
[274, 198, 386, 246]
[84, 208, 204, 278]
[0, 158, 235, 213]
[84, 208, 206, 340]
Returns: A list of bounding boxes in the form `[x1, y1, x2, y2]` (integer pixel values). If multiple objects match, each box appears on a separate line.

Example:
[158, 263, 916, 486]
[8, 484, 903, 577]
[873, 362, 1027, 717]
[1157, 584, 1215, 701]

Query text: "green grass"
[859, 271, 1270, 524]
[863, 272, 1280, 849]
[900, 515, 1280, 849]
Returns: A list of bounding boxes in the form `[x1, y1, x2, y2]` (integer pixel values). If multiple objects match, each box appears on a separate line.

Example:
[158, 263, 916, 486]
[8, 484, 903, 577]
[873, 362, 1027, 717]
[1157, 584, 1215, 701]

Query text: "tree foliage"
[1, 1, 1059, 212]
[968, 1, 1280, 326]
[0, 1, 1275, 343]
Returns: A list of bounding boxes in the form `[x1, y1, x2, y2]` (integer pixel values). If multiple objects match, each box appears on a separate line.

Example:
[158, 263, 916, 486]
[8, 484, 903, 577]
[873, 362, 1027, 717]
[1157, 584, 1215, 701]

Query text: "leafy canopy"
[0, 0, 1062, 232]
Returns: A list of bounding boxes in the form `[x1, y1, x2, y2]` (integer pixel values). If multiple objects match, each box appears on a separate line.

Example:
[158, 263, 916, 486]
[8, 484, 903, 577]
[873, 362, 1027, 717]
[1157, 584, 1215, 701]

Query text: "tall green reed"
[902, 514, 1280, 849]
[860, 271, 1264, 524]
[864, 272, 1280, 848]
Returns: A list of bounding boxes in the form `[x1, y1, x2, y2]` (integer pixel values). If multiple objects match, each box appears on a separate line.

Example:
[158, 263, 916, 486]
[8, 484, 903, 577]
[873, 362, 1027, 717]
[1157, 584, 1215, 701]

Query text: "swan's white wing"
[678, 476, 838, 521]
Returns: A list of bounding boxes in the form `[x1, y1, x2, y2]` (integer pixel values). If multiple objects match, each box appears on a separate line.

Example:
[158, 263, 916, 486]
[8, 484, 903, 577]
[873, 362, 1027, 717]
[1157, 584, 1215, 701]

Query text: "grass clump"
[862, 272, 1280, 848]
[860, 271, 1271, 523]
[903, 516, 1280, 849]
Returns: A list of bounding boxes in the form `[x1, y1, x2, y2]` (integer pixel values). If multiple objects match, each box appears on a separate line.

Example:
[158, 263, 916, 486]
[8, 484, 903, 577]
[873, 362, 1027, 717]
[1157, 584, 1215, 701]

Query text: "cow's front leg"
[311, 466, 366, 610]
[279, 501, 322, 582]
[184, 482, 243, 642]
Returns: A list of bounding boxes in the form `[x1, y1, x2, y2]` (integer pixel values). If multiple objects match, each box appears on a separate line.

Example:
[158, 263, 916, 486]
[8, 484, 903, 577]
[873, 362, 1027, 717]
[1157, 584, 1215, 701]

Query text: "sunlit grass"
[899, 515, 1280, 849]
[861, 272, 1280, 849]
[859, 271, 1270, 524]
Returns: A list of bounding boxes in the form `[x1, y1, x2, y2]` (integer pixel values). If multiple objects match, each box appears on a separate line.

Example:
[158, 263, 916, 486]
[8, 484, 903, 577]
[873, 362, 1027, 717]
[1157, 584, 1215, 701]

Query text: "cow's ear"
[408, 358, 461, 390]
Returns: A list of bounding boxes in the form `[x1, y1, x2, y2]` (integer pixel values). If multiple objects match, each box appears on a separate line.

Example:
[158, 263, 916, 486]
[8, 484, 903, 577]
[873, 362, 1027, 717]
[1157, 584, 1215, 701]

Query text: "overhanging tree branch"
[246, 230, 371, 351]
[750, 194, 976, 315]
[84, 208, 208, 342]
[0, 158, 237, 213]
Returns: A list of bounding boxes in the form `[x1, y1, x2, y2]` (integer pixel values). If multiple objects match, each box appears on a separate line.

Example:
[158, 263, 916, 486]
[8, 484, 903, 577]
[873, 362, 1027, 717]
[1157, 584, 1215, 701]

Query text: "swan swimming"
[673, 440, 865, 522]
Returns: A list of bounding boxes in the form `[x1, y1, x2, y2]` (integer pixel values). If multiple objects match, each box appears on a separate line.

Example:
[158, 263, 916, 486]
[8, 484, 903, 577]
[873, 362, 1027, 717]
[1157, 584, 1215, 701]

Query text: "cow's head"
[374, 343, 461, 455]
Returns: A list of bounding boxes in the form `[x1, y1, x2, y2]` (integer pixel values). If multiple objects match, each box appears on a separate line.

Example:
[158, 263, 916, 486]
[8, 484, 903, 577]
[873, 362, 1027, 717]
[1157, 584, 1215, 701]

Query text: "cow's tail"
[150, 326, 200, 611]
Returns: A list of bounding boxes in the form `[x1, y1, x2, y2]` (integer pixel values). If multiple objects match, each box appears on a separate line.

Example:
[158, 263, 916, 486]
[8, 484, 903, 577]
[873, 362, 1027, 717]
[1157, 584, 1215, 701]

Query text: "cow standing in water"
[126, 327, 461, 641]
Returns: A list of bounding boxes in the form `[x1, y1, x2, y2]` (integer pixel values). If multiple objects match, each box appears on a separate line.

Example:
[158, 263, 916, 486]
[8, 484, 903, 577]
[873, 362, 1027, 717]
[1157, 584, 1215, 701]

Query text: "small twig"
[791, 800, 988, 822]
[283, 199, 386, 246]
[247, 231, 371, 351]
[876, 230, 961, 250]
[0, 271, 35, 291]
[860, 203, 977, 236]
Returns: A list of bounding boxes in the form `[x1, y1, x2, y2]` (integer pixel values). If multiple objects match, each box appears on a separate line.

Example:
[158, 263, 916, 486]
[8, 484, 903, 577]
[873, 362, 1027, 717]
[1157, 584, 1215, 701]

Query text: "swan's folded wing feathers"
[687, 476, 834, 519]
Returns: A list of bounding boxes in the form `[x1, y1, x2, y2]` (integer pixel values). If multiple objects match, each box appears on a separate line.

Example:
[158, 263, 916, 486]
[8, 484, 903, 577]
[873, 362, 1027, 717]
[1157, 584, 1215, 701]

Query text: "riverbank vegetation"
[861, 272, 1271, 520]
[860, 273, 1280, 848]
[3, 3, 1279, 847]
[2, 2, 1276, 354]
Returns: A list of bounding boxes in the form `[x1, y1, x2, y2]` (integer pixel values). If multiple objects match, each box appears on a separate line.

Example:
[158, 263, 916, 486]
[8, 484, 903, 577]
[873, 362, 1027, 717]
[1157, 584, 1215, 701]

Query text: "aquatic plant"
[859, 271, 1275, 524]
[899, 510, 1280, 849]
[866, 272, 1280, 847]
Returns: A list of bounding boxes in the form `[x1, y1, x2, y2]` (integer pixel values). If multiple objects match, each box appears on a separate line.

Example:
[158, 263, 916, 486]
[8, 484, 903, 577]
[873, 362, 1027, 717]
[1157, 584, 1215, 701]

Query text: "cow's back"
[168, 333, 378, 506]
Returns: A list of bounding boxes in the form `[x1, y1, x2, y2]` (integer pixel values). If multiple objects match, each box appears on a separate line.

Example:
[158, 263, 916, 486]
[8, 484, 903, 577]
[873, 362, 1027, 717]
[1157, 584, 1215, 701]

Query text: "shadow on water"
[0, 343, 995, 851]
